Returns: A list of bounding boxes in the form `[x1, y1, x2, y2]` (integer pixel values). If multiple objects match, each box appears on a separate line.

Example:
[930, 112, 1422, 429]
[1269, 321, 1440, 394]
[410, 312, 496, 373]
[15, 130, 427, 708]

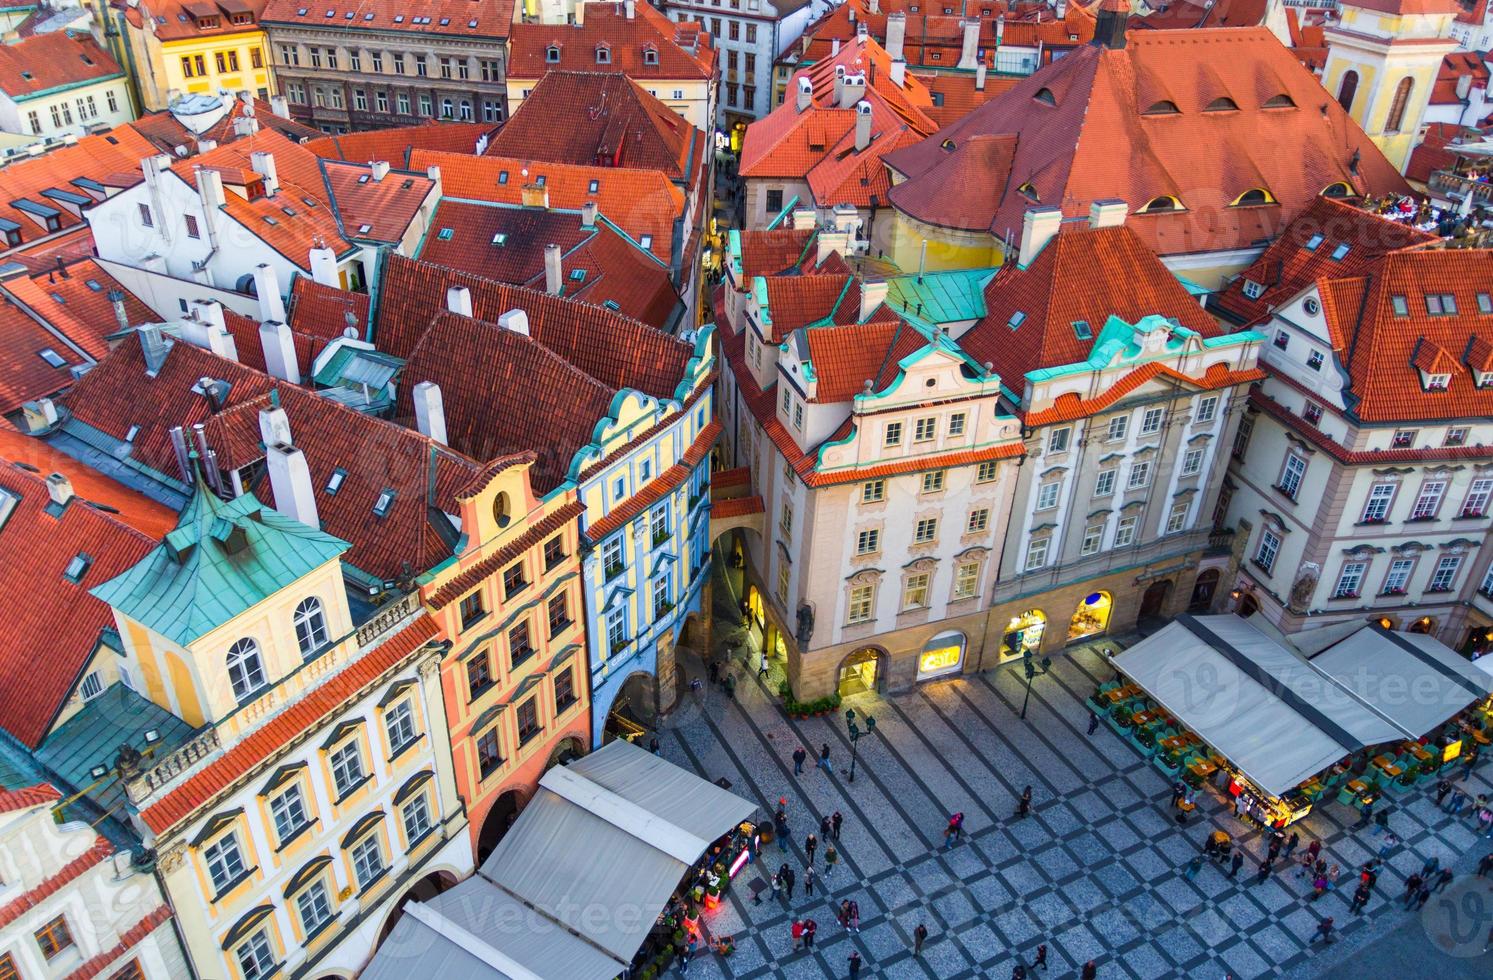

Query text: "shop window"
[1068, 592, 1112, 642]
[1001, 610, 1046, 662]
[917, 630, 966, 680]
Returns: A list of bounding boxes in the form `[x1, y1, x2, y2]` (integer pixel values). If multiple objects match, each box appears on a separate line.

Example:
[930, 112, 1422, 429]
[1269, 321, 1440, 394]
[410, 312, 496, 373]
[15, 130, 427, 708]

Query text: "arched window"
[1142, 100, 1179, 115]
[293, 598, 328, 657]
[1140, 195, 1181, 213]
[459, 100, 473, 121]
[441, 99, 454, 119]
[1384, 77, 1414, 133]
[226, 638, 266, 702]
[940, 138, 956, 151]
[1033, 87, 1056, 107]
[1321, 181, 1352, 199]
[1231, 188, 1273, 207]
[1263, 93, 1295, 109]
[493, 492, 511, 528]
[1204, 97, 1239, 112]
[1337, 70, 1359, 113]
[1017, 181, 1039, 202]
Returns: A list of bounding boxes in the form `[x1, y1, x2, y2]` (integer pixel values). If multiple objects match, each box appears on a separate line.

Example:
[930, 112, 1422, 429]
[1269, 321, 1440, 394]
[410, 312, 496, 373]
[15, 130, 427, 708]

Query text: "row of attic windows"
[546, 43, 660, 66]
[1032, 88, 1297, 112]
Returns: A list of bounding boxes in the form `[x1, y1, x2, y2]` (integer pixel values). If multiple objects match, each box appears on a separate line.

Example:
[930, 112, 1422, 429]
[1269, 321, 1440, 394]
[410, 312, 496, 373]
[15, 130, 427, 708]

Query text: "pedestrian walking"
[1436, 779, 1454, 805]
[793, 746, 807, 776]
[1283, 831, 1300, 859]
[847, 951, 862, 979]
[804, 919, 817, 950]
[1447, 790, 1470, 815]
[913, 923, 928, 955]
[1434, 868, 1454, 893]
[1478, 852, 1493, 877]
[1267, 836, 1282, 863]
[1460, 751, 1477, 782]
[649, 735, 660, 756]
[831, 810, 843, 841]
[1310, 917, 1336, 945]
[1326, 864, 1340, 890]
[1372, 808, 1391, 836]
[1350, 882, 1371, 914]
[783, 866, 797, 901]
[1404, 873, 1423, 899]
[837, 901, 850, 931]
[1310, 873, 1327, 901]
[1297, 853, 1315, 878]
[1378, 832, 1399, 858]
[774, 808, 789, 851]
[759, 651, 769, 679]
[724, 674, 736, 699]
[1016, 785, 1033, 820]
[1252, 859, 1272, 885]
[1011, 965, 1026, 980]
[1033, 943, 1048, 970]
[791, 919, 803, 950]
[1087, 712, 1099, 736]
[805, 833, 818, 866]
[1183, 855, 1204, 880]
[1354, 799, 1374, 829]
[771, 871, 782, 904]
[1081, 961, 1098, 980]
[819, 743, 833, 774]
[1422, 855, 1440, 878]
[1230, 851, 1244, 878]
[849, 900, 861, 933]
[804, 865, 817, 896]
[1361, 862, 1379, 889]
[825, 844, 839, 878]
[1413, 885, 1432, 910]
[821, 814, 832, 838]
[708, 660, 721, 686]
[944, 812, 964, 849]
[1306, 839, 1322, 862]
[1171, 781, 1185, 809]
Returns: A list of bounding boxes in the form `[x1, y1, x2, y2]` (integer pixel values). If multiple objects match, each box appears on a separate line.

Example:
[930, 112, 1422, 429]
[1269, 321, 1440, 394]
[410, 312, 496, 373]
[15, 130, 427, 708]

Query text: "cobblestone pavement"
[654, 560, 1493, 978]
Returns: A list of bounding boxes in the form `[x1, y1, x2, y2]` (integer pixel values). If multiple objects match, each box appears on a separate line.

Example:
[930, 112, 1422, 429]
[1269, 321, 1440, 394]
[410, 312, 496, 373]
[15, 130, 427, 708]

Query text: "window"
[477, 728, 502, 778]
[779, 502, 793, 536]
[1181, 448, 1204, 476]
[385, 699, 417, 753]
[1391, 295, 1409, 317]
[848, 584, 875, 623]
[502, 561, 528, 599]
[293, 598, 327, 656]
[1429, 555, 1462, 592]
[884, 421, 903, 447]
[234, 931, 275, 980]
[353, 90, 367, 111]
[376, 92, 389, 112]
[183, 212, 201, 239]
[270, 785, 308, 842]
[1024, 538, 1049, 571]
[1382, 558, 1414, 594]
[1446, 427, 1469, 447]
[1335, 562, 1366, 598]
[914, 417, 937, 443]
[226, 638, 266, 702]
[1278, 453, 1307, 500]
[1483, 561, 1493, 598]
[351, 834, 384, 888]
[1195, 397, 1218, 423]
[1127, 461, 1152, 490]
[548, 592, 570, 636]
[1304, 349, 1325, 372]
[1410, 480, 1447, 520]
[1114, 517, 1138, 548]
[1081, 523, 1103, 555]
[1384, 76, 1414, 133]
[977, 461, 998, 483]
[922, 470, 946, 494]
[459, 590, 486, 627]
[329, 740, 365, 797]
[1036, 482, 1060, 510]
[26, 109, 38, 134]
[1047, 426, 1071, 453]
[138, 202, 153, 227]
[1140, 408, 1164, 435]
[399, 93, 411, 114]
[948, 413, 966, 436]
[903, 572, 931, 608]
[1362, 483, 1395, 522]
[862, 479, 885, 502]
[466, 653, 492, 699]
[1304, 402, 1324, 426]
[1165, 501, 1189, 534]
[1392, 430, 1417, 449]
[652, 571, 672, 617]
[1426, 293, 1458, 316]
[543, 535, 565, 570]
[967, 507, 992, 534]
[79, 671, 103, 700]
[509, 620, 533, 668]
[1232, 414, 1254, 461]
[1462, 478, 1493, 518]
[1094, 469, 1117, 497]
[605, 605, 627, 650]
[554, 667, 576, 711]
[765, 189, 783, 214]
[856, 528, 880, 555]
[914, 518, 938, 543]
[296, 881, 333, 936]
[517, 697, 541, 744]
[952, 561, 979, 600]
[1254, 528, 1281, 573]
[203, 832, 246, 893]
[1273, 329, 1290, 351]
[401, 793, 433, 844]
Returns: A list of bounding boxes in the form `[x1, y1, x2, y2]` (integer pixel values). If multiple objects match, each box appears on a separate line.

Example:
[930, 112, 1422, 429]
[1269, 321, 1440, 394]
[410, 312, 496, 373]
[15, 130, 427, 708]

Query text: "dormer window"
[546, 45, 560, 63]
[1425, 373, 1451, 391]
[1478, 370, 1493, 387]
[1242, 280, 1265, 300]
[325, 468, 347, 495]
[643, 44, 659, 65]
[63, 553, 91, 583]
[1142, 100, 1179, 115]
[595, 43, 611, 64]
[1033, 88, 1056, 107]
[941, 138, 956, 151]
[1017, 182, 1039, 202]
[1204, 97, 1239, 111]
[1140, 195, 1180, 213]
[1007, 311, 1026, 330]
[1263, 94, 1295, 108]
[1231, 188, 1273, 207]
[1321, 182, 1352, 198]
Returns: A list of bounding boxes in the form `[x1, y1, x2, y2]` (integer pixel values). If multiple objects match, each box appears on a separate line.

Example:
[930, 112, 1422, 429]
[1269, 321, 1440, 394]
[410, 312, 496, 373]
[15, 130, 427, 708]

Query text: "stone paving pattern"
[655, 565, 1493, 978]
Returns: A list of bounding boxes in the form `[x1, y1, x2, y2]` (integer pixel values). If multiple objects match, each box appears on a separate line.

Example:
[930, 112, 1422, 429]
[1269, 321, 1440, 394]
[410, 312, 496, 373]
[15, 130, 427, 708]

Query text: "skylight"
[64, 553, 91, 582]
[85, 279, 102, 291]
[358, 223, 372, 234]
[492, 232, 508, 245]
[38, 348, 66, 368]
[1304, 233, 1324, 251]
[125, 425, 139, 442]
[639, 235, 653, 249]
[1008, 311, 1027, 330]
[373, 489, 395, 516]
[1330, 243, 1350, 261]
[1072, 320, 1092, 340]
[438, 228, 454, 240]
[326, 468, 346, 495]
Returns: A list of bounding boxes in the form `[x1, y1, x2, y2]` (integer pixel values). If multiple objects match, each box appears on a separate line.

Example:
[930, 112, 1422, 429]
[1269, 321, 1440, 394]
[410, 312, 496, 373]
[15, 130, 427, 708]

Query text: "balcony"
[124, 727, 221, 803]
[1429, 169, 1493, 208]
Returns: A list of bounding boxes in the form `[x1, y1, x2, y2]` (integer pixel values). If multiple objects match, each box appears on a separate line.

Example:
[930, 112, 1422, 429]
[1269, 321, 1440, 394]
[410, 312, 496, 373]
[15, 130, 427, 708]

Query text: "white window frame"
[270, 784, 308, 842]
[1127, 461, 1151, 490]
[1080, 523, 1103, 555]
[1047, 426, 1071, 453]
[914, 518, 938, 543]
[1035, 482, 1060, 510]
[953, 561, 979, 599]
[1195, 396, 1218, 423]
[1165, 501, 1189, 534]
[1254, 528, 1281, 573]
[329, 740, 365, 798]
[1094, 469, 1116, 497]
[1106, 415, 1128, 441]
[1114, 516, 1138, 548]
[1278, 453, 1307, 500]
[1362, 483, 1395, 523]
[1181, 448, 1204, 476]
[1429, 555, 1462, 592]
[1024, 537, 1049, 571]
[1382, 558, 1414, 595]
[1140, 408, 1165, 435]
[1334, 561, 1366, 598]
[350, 834, 384, 889]
[203, 832, 246, 893]
[848, 584, 875, 623]
[855, 528, 880, 555]
[1410, 480, 1447, 520]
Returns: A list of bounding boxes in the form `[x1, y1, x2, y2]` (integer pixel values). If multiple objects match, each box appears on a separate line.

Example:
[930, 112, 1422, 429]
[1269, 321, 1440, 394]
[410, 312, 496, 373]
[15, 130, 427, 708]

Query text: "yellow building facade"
[115, 0, 276, 112]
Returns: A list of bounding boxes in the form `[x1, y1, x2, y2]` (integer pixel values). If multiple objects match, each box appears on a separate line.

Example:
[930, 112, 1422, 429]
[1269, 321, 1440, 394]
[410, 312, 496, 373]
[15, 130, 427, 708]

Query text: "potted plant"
[690, 884, 704, 904]
[640, 966, 656, 980]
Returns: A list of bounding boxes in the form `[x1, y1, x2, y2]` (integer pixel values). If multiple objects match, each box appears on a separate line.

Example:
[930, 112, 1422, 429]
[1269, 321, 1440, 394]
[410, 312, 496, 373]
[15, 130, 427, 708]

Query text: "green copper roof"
[884, 269, 994, 325]
[91, 475, 350, 646]
[1172, 272, 1212, 297]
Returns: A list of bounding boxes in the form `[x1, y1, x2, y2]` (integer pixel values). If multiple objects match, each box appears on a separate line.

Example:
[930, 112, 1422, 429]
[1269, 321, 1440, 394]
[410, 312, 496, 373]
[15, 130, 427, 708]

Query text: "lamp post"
[1020, 648, 1052, 721]
[845, 708, 876, 783]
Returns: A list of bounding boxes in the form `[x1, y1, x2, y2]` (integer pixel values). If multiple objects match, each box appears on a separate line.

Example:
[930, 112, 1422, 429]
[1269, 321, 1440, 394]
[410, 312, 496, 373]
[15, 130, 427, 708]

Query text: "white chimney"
[196, 166, 225, 214]
[791, 208, 817, 231]
[1457, 73, 1474, 100]
[976, 63, 988, 91]
[309, 247, 339, 287]
[258, 320, 301, 383]
[958, 19, 980, 70]
[545, 243, 563, 295]
[1018, 206, 1064, 266]
[139, 324, 172, 376]
[370, 161, 390, 182]
[839, 73, 866, 109]
[854, 100, 872, 152]
[250, 151, 279, 195]
[266, 441, 319, 528]
[890, 60, 907, 86]
[498, 309, 530, 336]
[252, 264, 286, 323]
[832, 37, 840, 55]
[191, 298, 226, 334]
[796, 76, 814, 112]
[1056, 0, 1067, 17]
[1088, 198, 1129, 229]
[859, 279, 889, 321]
[581, 201, 598, 228]
[885, 11, 906, 60]
[996, 14, 1005, 44]
[270, 95, 290, 117]
[233, 115, 260, 137]
[197, 139, 218, 153]
[141, 154, 171, 189]
[833, 65, 847, 106]
[624, 0, 635, 17]
[45, 472, 73, 506]
[446, 285, 473, 317]
[411, 381, 447, 445]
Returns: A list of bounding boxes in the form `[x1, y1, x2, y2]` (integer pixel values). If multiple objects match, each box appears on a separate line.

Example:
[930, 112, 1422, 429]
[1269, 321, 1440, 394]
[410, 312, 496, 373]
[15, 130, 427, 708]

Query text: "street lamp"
[1020, 648, 1052, 721]
[845, 708, 877, 783]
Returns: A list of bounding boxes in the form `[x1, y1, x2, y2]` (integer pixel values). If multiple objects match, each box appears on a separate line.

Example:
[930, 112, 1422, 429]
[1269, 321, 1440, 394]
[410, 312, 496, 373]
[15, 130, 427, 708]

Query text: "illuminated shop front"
[1000, 610, 1046, 662]
[1068, 592, 1113, 642]
[917, 630, 966, 681]
[838, 647, 881, 696]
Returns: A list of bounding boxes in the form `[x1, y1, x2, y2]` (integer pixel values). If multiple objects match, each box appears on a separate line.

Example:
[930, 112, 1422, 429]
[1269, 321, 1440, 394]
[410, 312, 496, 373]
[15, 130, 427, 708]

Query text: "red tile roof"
[0, 125, 158, 247]
[712, 465, 751, 489]
[805, 319, 923, 402]
[0, 464, 157, 748]
[0, 783, 60, 813]
[1430, 50, 1489, 105]
[488, 71, 699, 179]
[1133, 0, 1268, 30]
[710, 494, 763, 518]
[321, 160, 436, 243]
[0, 33, 122, 98]
[0, 302, 88, 413]
[1405, 121, 1471, 185]
[134, 0, 269, 42]
[127, 96, 321, 154]
[1250, 387, 1493, 463]
[221, 306, 327, 379]
[410, 148, 682, 263]
[425, 496, 583, 608]
[507, 1, 714, 81]
[914, 71, 1020, 129]
[0, 836, 113, 929]
[286, 275, 370, 339]
[302, 121, 496, 165]
[0, 426, 178, 538]
[1, 259, 154, 361]
[586, 421, 719, 538]
[761, 274, 860, 342]
[3, 227, 97, 275]
[140, 614, 439, 834]
[1025, 362, 1266, 426]
[736, 229, 814, 278]
[884, 28, 1410, 257]
[260, 0, 514, 37]
[66, 905, 173, 980]
[1212, 197, 1437, 326]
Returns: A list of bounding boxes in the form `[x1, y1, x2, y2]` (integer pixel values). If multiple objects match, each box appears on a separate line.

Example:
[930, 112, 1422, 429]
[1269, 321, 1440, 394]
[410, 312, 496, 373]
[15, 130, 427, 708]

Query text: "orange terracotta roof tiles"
[0, 426, 178, 538]
[136, 0, 268, 42]
[1026, 363, 1267, 426]
[0, 783, 60, 812]
[1250, 388, 1493, 464]
[1405, 121, 1470, 185]
[426, 499, 584, 608]
[302, 121, 495, 165]
[0, 837, 113, 929]
[0, 125, 158, 247]
[709, 495, 763, 519]
[261, 0, 514, 38]
[884, 28, 1410, 258]
[1134, 0, 1268, 30]
[0, 303, 88, 413]
[66, 905, 173, 980]
[140, 614, 440, 834]
[127, 97, 321, 154]
[737, 229, 814, 278]
[222, 306, 326, 379]
[322, 160, 435, 243]
[761, 274, 858, 343]
[508, 1, 714, 81]
[0, 33, 122, 98]
[712, 465, 751, 489]
[1431, 51, 1490, 105]
[805, 319, 906, 402]
[286, 275, 370, 339]
[586, 421, 719, 538]
[2, 259, 154, 361]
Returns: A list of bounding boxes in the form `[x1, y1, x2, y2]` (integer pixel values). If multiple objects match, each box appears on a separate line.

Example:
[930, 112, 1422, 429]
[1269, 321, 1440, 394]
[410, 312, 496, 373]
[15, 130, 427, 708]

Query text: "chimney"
[624, 0, 635, 17]
[108, 290, 129, 333]
[197, 139, 218, 153]
[1018, 206, 1064, 266]
[411, 381, 448, 444]
[252, 264, 286, 323]
[1457, 73, 1474, 100]
[141, 154, 171, 189]
[22, 397, 58, 433]
[498, 309, 530, 336]
[958, 20, 981, 70]
[833, 65, 847, 106]
[521, 182, 549, 208]
[45, 473, 73, 506]
[796, 76, 813, 112]
[1088, 198, 1129, 229]
[996, 13, 1005, 44]
[854, 100, 873, 152]
[581, 200, 598, 228]
[1092, 0, 1130, 49]
[816, 229, 849, 266]
[191, 299, 237, 360]
[885, 12, 906, 61]
[446, 284, 473, 317]
[138, 324, 172, 376]
[890, 59, 906, 86]
[196, 166, 224, 214]
[250, 151, 279, 195]
[262, 412, 319, 527]
[370, 160, 390, 182]
[839, 73, 866, 109]
[545, 243, 563, 295]
[309, 246, 339, 287]
[832, 37, 840, 55]
[976, 63, 987, 92]
[868, 0, 880, 11]
[258, 320, 301, 383]
[233, 115, 260, 137]
[270, 94, 290, 117]
[859, 279, 889, 321]
[1056, 0, 1067, 16]
[790, 208, 817, 230]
